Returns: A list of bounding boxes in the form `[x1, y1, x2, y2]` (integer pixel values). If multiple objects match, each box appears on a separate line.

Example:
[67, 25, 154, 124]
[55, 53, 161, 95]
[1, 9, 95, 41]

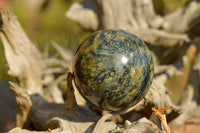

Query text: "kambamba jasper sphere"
[73, 30, 154, 111]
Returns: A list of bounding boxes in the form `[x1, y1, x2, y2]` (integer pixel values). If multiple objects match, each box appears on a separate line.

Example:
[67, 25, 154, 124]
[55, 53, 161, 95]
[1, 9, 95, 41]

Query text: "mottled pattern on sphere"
[73, 30, 154, 111]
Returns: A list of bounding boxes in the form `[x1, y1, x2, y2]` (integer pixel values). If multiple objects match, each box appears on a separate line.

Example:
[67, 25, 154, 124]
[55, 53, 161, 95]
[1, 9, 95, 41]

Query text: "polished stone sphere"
[73, 30, 154, 111]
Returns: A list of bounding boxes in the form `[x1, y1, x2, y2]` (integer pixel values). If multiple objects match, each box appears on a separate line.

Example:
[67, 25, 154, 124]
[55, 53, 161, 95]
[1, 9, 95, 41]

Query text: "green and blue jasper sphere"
[73, 30, 154, 111]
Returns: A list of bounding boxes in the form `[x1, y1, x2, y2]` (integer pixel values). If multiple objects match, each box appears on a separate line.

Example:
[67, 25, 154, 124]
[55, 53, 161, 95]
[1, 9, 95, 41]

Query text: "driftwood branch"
[66, 0, 200, 66]
[0, 7, 43, 95]
[66, 0, 196, 47]
[9, 82, 32, 128]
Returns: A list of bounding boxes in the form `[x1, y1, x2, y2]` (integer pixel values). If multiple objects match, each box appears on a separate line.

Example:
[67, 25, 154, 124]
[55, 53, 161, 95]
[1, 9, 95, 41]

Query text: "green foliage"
[0, 43, 9, 80]
[10, 0, 91, 51]
[152, 0, 166, 16]
[153, 0, 188, 15]
[0, 0, 90, 80]
[163, 0, 188, 13]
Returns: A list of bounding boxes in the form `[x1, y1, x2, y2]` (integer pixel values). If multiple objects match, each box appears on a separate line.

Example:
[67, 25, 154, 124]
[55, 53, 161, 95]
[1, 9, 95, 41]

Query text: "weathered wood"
[66, 0, 192, 47]
[9, 82, 32, 128]
[66, 0, 200, 67]
[162, 0, 200, 35]
[66, 72, 77, 109]
[66, 0, 99, 31]
[1, 3, 200, 132]
[109, 118, 158, 133]
[172, 45, 200, 126]
[0, 8, 43, 95]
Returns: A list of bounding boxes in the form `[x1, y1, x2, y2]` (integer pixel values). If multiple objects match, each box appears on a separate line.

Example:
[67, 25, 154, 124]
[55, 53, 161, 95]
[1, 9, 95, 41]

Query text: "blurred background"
[0, 0, 187, 81]
[0, 0, 189, 132]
